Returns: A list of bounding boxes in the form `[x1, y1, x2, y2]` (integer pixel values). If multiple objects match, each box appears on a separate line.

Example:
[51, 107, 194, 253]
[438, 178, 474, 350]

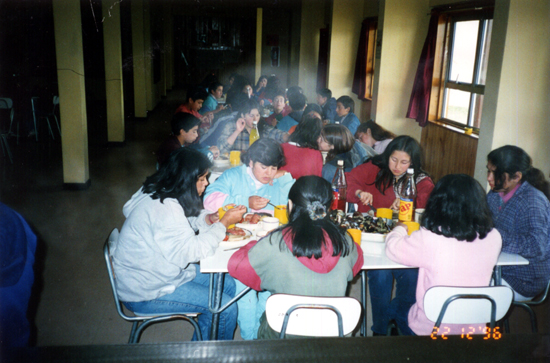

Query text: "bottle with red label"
[398, 168, 416, 222]
[331, 160, 347, 211]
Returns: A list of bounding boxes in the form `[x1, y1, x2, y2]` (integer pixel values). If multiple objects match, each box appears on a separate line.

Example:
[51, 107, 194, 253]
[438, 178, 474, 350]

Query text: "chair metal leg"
[128, 321, 140, 344]
[0, 135, 13, 164]
[513, 302, 537, 333]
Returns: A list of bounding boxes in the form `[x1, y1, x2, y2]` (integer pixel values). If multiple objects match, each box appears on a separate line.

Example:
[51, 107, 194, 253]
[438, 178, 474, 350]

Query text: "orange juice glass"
[376, 208, 393, 220]
[274, 205, 288, 224]
[347, 229, 362, 246]
[230, 151, 241, 166]
[403, 221, 420, 235]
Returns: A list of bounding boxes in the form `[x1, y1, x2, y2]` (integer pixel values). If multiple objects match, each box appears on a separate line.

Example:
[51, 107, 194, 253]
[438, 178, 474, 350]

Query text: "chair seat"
[132, 311, 200, 318]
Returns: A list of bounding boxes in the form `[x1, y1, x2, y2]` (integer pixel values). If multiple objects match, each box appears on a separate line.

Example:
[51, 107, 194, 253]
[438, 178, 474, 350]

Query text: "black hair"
[336, 95, 354, 114]
[288, 93, 307, 111]
[226, 75, 250, 105]
[321, 124, 355, 163]
[303, 103, 323, 118]
[274, 176, 351, 259]
[235, 98, 260, 116]
[142, 148, 212, 217]
[171, 112, 201, 135]
[187, 87, 208, 102]
[255, 75, 268, 89]
[208, 82, 223, 94]
[264, 76, 282, 100]
[316, 88, 332, 99]
[286, 86, 303, 99]
[487, 145, 550, 199]
[422, 174, 494, 242]
[241, 138, 285, 168]
[355, 120, 396, 141]
[290, 114, 323, 149]
[370, 135, 426, 194]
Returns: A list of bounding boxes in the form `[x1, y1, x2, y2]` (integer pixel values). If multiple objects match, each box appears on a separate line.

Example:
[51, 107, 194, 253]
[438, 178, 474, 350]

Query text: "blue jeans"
[368, 268, 418, 335]
[124, 265, 237, 340]
[234, 280, 271, 340]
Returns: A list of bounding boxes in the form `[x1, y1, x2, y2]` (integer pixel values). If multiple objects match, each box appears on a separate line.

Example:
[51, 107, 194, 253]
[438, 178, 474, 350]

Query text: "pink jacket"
[385, 226, 502, 336]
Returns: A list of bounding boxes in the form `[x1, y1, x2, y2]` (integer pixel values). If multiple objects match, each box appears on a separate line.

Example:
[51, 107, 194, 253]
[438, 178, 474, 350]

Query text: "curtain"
[406, 13, 439, 127]
[352, 18, 375, 100]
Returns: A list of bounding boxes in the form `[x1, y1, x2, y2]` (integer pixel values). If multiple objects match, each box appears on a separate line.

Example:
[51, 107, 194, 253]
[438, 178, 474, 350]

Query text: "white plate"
[235, 223, 259, 232]
[213, 158, 230, 168]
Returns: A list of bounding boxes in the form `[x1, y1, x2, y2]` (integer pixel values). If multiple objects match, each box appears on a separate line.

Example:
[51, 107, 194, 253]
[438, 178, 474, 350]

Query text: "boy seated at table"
[175, 87, 214, 136]
[277, 93, 307, 133]
[316, 88, 337, 124]
[199, 81, 225, 116]
[156, 112, 219, 167]
[335, 95, 360, 135]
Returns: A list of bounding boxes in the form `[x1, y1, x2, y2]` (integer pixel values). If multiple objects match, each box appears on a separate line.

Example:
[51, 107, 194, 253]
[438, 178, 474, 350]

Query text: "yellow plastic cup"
[347, 229, 362, 246]
[230, 151, 241, 166]
[274, 205, 288, 224]
[376, 208, 393, 220]
[403, 221, 420, 235]
[218, 205, 235, 228]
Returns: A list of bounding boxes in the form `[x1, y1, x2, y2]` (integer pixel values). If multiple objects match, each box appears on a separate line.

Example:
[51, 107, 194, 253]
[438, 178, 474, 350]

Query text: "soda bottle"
[398, 168, 417, 222]
[331, 160, 347, 211]
[249, 120, 260, 146]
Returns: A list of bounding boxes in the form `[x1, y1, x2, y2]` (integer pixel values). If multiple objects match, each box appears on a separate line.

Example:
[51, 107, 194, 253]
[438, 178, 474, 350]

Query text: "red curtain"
[406, 13, 439, 127]
[352, 18, 374, 100]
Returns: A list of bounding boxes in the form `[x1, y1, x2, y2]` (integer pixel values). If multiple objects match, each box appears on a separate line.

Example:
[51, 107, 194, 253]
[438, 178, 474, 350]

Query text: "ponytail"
[525, 167, 550, 200]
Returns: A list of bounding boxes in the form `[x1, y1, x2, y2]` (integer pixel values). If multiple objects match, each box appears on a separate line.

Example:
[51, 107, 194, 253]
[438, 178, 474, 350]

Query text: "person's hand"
[281, 133, 290, 143]
[396, 221, 408, 232]
[209, 146, 220, 159]
[235, 116, 246, 133]
[220, 205, 247, 228]
[248, 196, 269, 210]
[356, 190, 374, 206]
[207, 112, 214, 122]
[390, 198, 400, 211]
[206, 212, 220, 225]
[201, 115, 211, 125]
[216, 104, 225, 112]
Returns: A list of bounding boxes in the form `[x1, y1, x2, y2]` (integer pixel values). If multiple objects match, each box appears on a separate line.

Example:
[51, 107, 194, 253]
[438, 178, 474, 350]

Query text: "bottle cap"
[253, 120, 258, 124]
[407, 168, 414, 174]
[337, 160, 344, 166]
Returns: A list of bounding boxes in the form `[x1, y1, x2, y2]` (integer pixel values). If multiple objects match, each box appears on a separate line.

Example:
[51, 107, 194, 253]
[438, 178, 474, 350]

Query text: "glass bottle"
[331, 160, 347, 211]
[249, 121, 260, 146]
[398, 168, 417, 222]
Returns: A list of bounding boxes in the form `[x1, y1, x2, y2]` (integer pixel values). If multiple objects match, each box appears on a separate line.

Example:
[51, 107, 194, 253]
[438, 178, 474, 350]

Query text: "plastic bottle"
[398, 168, 417, 222]
[249, 121, 260, 146]
[331, 160, 347, 211]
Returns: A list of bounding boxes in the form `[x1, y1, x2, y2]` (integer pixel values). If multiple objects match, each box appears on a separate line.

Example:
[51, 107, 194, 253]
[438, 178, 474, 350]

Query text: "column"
[102, 0, 125, 143]
[52, 0, 90, 189]
[131, 0, 148, 118]
[255, 8, 263, 83]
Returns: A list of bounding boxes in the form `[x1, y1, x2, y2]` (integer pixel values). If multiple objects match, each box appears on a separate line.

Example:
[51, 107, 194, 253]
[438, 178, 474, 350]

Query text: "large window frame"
[430, 8, 493, 133]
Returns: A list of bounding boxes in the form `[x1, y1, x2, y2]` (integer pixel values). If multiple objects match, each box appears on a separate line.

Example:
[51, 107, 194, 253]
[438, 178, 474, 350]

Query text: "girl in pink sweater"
[385, 174, 502, 336]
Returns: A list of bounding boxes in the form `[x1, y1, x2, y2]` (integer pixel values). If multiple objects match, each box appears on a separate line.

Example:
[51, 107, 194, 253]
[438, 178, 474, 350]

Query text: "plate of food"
[213, 156, 230, 168]
[220, 226, 253, 249]
[235, 212, 272, 232]
[329, 210, 393, 243]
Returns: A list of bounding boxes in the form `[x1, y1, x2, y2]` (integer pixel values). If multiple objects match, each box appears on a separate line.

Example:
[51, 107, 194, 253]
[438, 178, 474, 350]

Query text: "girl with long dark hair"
[386, 174, 502, 335]
[113, 148, 246, 340]
[486, 145, 550, 301]
[345, 135, 435, 336]
[228, 176, 364, 339]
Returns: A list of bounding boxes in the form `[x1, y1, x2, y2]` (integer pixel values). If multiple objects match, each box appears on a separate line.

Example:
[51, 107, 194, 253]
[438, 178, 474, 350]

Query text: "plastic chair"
[424, 286, 513, 331]
[0, 98, 14, 163]
[31, 96, 60, 141]
[510, 280, 550, 333]
[265, 294, 362, 338]
[103, 228, 203, 343]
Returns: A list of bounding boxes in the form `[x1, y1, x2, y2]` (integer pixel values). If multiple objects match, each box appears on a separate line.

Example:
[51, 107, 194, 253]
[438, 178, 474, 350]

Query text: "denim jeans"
[368, 268, 418, 335]
[124, 265, 237, 340]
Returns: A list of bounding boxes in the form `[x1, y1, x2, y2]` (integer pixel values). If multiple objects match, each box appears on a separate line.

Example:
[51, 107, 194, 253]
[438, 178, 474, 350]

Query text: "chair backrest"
[265, 294, 362, 338]
[0, 98, 13, 109]
[103, 228, 134, 321]
[424, 286, 513, 328]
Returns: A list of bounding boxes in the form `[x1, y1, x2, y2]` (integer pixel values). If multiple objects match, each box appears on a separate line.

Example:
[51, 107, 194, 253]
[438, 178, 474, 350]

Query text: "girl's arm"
[416, 177, 435, 208]
[228, 240, 263, 291]
[346, 163, 369, 204]
[385, 225, 427, 267]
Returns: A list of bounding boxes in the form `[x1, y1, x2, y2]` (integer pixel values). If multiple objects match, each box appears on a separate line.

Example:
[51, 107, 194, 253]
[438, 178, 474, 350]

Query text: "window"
[436, 11, 493, 131]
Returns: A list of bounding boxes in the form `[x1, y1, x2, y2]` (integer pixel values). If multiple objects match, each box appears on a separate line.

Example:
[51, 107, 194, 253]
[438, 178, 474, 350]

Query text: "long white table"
[200, 234, 529, 339]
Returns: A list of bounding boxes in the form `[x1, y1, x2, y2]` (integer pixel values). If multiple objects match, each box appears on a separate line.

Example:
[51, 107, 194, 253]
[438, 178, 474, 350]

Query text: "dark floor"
[0, 88, 548, 346]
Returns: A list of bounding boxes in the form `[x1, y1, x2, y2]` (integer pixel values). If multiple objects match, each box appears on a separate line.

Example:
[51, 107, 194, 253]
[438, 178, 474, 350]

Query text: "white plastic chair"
[424, 286, 513, 331]
[104, 228, 203, 343]
[265, 294, 362, 338]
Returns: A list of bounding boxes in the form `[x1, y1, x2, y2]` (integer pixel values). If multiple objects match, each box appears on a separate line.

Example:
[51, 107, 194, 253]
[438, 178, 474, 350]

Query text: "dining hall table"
[200, 229, 529, 340]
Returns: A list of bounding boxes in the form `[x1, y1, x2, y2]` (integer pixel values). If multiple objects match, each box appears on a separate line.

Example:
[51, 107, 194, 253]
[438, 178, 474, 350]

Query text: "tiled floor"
[0, 88, 547, 346]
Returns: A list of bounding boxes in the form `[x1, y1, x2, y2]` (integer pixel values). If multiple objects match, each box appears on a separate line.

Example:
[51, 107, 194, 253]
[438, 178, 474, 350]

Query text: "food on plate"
[329, 210, 393, 234]
[223, 227, 250, 242]
[239, 212, 271, 224]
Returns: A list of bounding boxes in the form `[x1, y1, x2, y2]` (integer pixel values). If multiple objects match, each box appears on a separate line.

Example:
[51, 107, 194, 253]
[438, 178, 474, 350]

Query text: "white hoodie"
[112, 188, 225, 302]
